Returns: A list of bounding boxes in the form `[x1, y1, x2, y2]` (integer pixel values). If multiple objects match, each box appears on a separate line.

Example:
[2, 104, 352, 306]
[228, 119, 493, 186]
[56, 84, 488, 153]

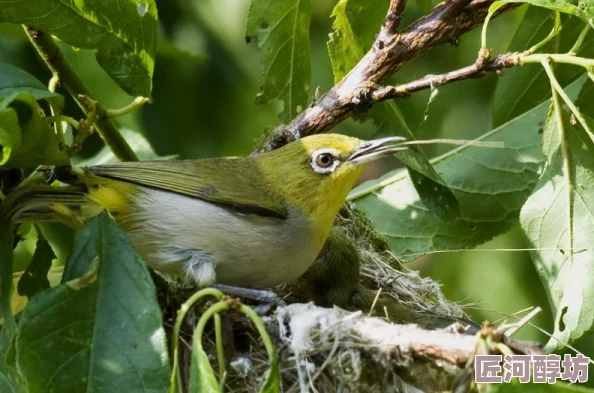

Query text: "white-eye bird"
[5, 134, 406, 290]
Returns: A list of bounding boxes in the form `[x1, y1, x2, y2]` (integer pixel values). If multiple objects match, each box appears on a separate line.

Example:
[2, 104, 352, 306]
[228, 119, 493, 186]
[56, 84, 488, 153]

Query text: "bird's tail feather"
[2, 184, 88, 224]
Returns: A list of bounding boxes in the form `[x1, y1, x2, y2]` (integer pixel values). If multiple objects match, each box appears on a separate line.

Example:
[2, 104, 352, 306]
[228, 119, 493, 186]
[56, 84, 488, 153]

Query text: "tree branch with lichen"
[23, 26, 139, 162]
[259, 0, 519, 151]
[267, 304, 544, 393]
[372, 50, 520, 101]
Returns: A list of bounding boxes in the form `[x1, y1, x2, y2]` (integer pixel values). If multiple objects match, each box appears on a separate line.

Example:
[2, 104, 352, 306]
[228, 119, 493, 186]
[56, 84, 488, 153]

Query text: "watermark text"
[475, 354, 590, 383]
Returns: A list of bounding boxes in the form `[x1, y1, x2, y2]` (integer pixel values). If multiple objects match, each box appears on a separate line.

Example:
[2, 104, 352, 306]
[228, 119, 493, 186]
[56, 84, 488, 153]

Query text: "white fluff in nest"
[276, 303, 343, 356]
[230, 357, 252, 378]
[275, 303, 357, 393]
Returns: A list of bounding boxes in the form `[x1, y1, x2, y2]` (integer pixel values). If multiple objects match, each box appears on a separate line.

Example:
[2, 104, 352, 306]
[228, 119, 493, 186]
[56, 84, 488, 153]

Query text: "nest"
[157, 206, 541, 393]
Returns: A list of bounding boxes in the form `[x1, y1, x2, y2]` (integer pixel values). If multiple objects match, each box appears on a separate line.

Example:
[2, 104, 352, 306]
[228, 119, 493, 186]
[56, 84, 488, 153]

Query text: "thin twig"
[45, 115, 80, 130]
[541, 57, 594, 144]
[47, 74, 64, 146]
[24, 26, 138, 162]
[105, 97, 150, 118]
[372, 51, 519, 101]
[381, 0, 408, 38]
[526, 11, 560, 54]
[502, 307, 542, 337]
[568, 24, 591, 55]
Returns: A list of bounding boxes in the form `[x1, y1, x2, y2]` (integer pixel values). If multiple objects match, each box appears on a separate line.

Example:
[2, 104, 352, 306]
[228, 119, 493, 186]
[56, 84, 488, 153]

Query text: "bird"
[4, 134, 407, 292]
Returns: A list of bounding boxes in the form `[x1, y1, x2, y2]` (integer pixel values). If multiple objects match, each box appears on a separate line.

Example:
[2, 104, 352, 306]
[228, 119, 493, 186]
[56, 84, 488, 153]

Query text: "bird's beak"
[348, 136, 407, 165]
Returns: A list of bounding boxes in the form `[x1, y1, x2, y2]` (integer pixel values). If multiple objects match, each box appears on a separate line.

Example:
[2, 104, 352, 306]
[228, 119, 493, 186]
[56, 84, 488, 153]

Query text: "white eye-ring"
[311, 148, 340, 174]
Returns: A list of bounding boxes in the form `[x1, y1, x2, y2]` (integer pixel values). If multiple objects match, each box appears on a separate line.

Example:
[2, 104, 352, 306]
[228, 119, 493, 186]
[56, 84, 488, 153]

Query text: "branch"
[24, 27, 139, 162]
[260, 0, 519, 151]
[372, 50, 520, 101]
[380, 0, 408, 38]
[270, 304, 544, 392]
[370, 50, 594, 103]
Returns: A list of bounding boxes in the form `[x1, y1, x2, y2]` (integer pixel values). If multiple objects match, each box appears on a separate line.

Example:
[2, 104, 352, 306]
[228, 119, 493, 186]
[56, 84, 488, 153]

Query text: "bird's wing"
[88, 158, 288, 219]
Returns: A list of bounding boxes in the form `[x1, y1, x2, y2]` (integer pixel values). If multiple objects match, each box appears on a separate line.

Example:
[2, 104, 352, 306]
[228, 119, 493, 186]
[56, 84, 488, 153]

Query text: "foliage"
[520, 73, 594, 350]
[246, 0, 312, 122]
[0, 0, 157, 96]
[0, 90, 69, 167]
[1, 0, 594, 392]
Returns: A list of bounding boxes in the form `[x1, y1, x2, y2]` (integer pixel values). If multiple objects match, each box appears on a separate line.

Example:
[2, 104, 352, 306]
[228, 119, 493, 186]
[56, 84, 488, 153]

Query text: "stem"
[380, 0, 408, 39]
[521, 53, 594, 69]
[541, 59, 594, 144]
[169, 288, 223, 393]
[191, 302, 230, 391]
[239, 305, 276, 362]
[495, 343, 515, 356]
[214, 313, 226, 384]
[47, 74, 64, 145]
[568, 24, 591, 55]
[503, 307, 542, 337]
[194, 301, 230, 345]
[526, 11, 560, 54]
[194, 302, 230, 390]
[46, 115, 80, 130]
[480, 1, 506, 49]
[105, 97, 149, 118]
[23, 26, 138, 161]
[48, 74, 59, 93]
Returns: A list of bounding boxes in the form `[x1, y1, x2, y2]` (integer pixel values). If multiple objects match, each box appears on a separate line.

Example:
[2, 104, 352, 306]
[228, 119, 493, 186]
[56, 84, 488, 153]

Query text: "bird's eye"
[311, 149, 340, 174]
[316, 153, 334, 168]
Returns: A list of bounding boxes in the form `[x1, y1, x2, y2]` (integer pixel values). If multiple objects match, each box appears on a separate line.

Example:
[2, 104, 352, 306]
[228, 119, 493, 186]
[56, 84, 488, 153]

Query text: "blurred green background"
[2, 0, 592, 356]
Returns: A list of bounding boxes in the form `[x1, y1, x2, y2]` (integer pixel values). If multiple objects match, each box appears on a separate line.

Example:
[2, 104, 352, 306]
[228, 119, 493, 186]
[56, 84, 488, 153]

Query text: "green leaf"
[188, 345, 221, 393]
[327, 0, 365, 84]
[338, 0, 389, 51]
[365, 108, 462, 223]
[0, 372, 23, 393]
[0, 93, 69, 168]
[520, 81, 594, 349]
[493, 11, 594, 126]
[350, 78, 584, 262]
[16, 231, 55, 298]
[0, 224, 15, 334]
[0, 330, 26, 393]
[0, 108, 20, 166]
[0, 225, 25, 393]
[15, 213, 171, 393]
[397, 148, 461, 222]
[0, 0, 158, 97]
[0, 63, 63, 108]
[575, 75, 594, 117]
[259, 357, 280, 393]
[246, 0, 312, 122]
[503, 0, 594, 27]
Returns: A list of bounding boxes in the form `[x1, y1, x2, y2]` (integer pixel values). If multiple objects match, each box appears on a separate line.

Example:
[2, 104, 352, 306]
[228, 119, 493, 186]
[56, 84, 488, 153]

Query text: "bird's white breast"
[116, 188, 318, 288]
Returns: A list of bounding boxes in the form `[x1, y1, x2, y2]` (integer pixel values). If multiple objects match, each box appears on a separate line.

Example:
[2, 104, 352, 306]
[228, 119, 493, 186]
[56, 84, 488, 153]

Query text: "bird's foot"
[212, 284, 283, 315]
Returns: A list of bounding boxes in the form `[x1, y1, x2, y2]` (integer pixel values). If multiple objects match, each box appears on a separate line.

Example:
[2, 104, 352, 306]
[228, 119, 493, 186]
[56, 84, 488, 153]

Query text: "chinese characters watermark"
[475, 354, 590, 383]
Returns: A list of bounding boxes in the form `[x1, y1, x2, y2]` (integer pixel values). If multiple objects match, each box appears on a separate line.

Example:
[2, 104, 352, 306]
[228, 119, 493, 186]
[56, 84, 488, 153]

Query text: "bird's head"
[258, 133, 407, 230]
